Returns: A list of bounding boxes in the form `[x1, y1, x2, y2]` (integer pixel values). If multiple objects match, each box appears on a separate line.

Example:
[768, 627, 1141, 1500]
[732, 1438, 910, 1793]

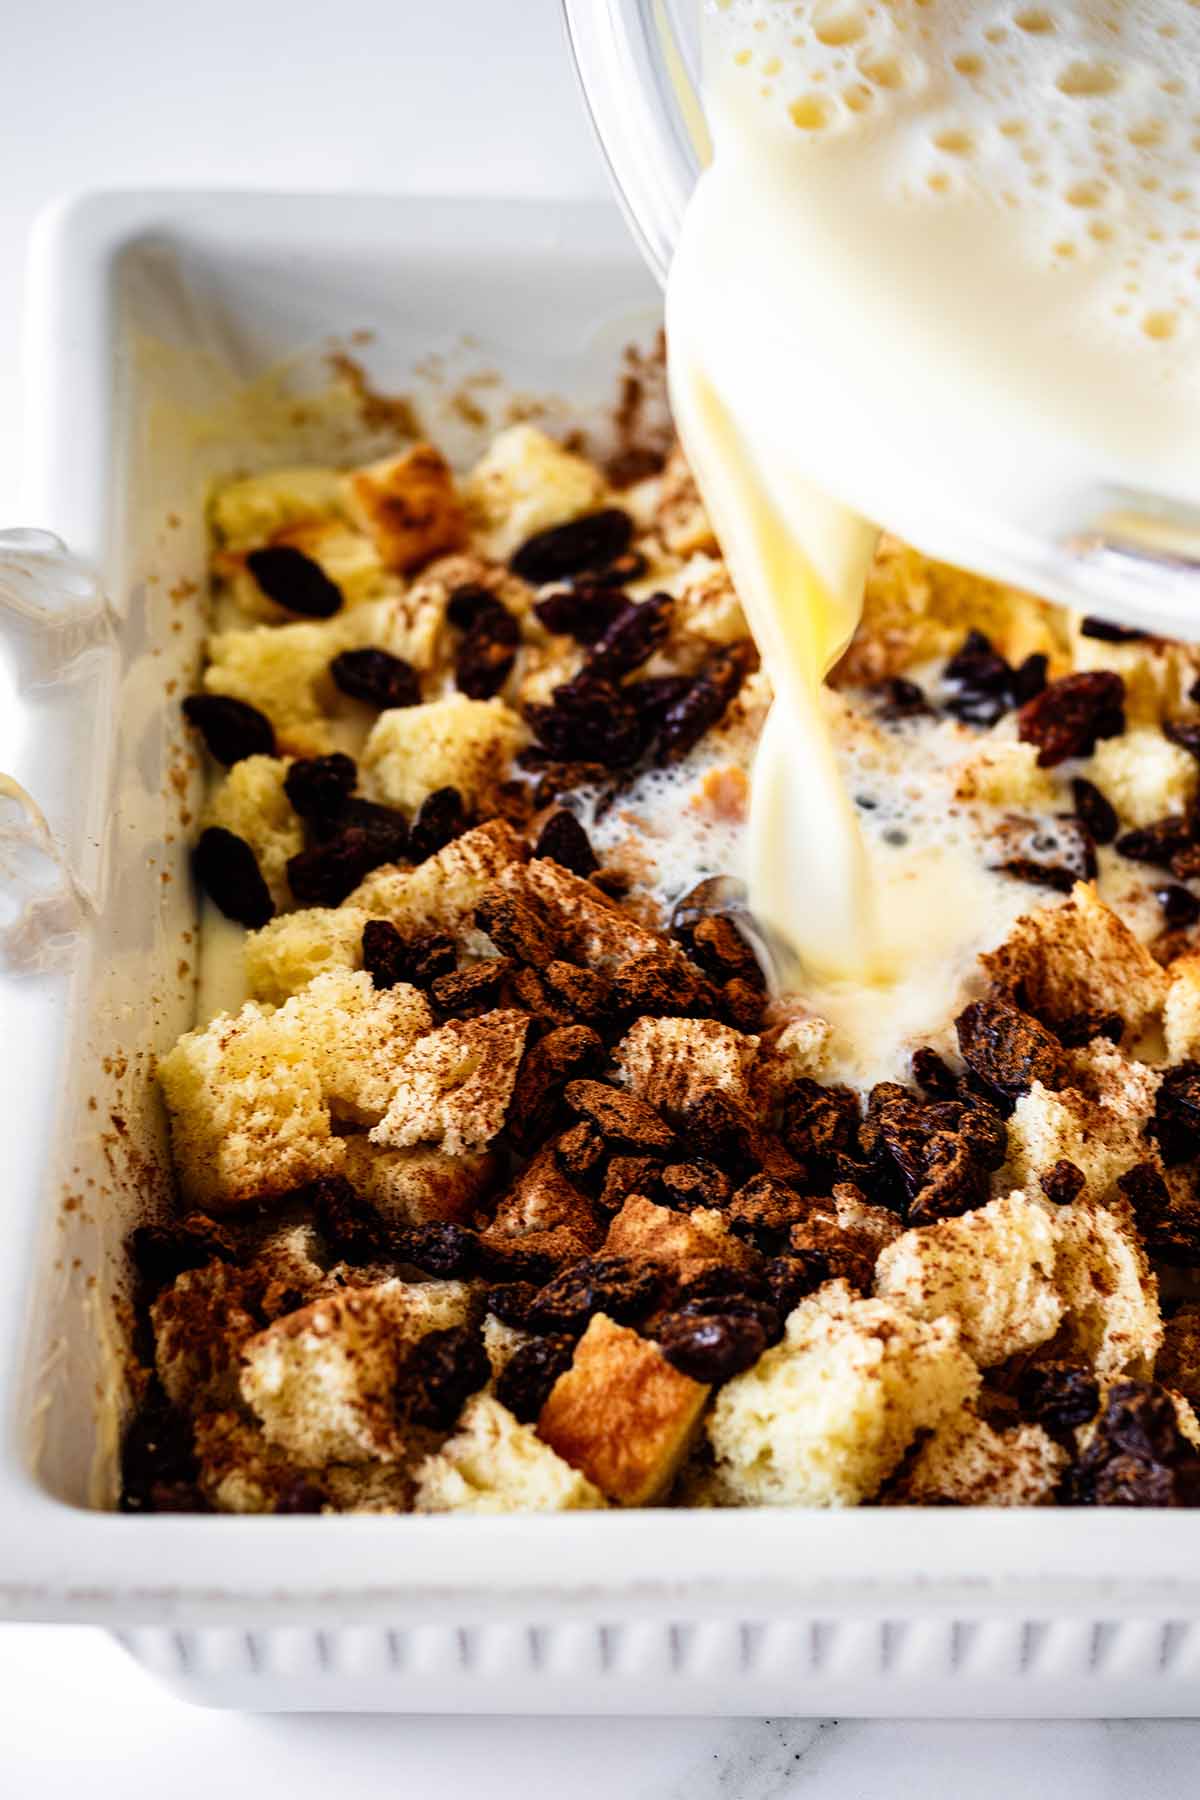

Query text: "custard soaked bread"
[123, 418, 1200, 1516]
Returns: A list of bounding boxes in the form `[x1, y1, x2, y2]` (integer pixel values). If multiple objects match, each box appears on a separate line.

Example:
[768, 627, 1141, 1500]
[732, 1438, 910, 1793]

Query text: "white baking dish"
[5, 190, 1200, 1716]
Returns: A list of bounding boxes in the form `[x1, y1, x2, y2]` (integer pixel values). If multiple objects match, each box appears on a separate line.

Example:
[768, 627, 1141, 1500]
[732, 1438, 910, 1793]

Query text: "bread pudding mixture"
[122, 418, 1200, 1515]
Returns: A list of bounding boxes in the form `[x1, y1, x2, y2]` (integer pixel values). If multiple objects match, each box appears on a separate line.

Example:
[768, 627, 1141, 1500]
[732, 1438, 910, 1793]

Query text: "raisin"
[1070, 776, 1119, 846]
[486, 1282, 540, 1328]
[430, 961, 510, 1018]
[526, 674, 643, 768]
[362, 920, 456, 990]
[587, 592, 673, 678]
[331, 646, 420, 710]
[1010, 652, 1049, 705]
[628, 675, 696, 735]
[1115, 815, 1195, 867]
[1016, 1361, 1099, 1442]
[991, 814, 1097, 893]
[395, 1221, 479, 1279]
[399, 1325, 489, 1430]
[455, 601, 519, 700]
[528, 759, 615, 807]
[1053, 1009, 1124, 1048]
[687, 913, 765, 989]
[789, 1211, 876, 1292]
[534, 810, 599, 876]
[274, 1478, 328, 1514]
[911, 1047, 960, 1099]
[862, 1083, 1005, 1225]
[410, 786, 467, 860]
[307, 1174, 391, 1263]
[283, 752, 357, 819]
[1118, 1161, 1200, 1264]
[286, 827, 377, 906]
[494, 1334, 576, 1422]
[1039, 1159, 1086, 1206]
[780, 1078, 861, 1181]
[1080, 616, 1145, 642]
[1064, 1380, 1200, 1507]
[1165, 718, 1200, 761]
[528, 1255, 660, 1333]
[656, 644, 755, 763]
[1153, 1062, 1200, 1165]
[193, 826, 274, 927]
[1157, 883, 1200, 928]
[1017, 670, 1126, 767]
[533, 583, 629, 644]
[955, 997, 1062, 1099]
[245, 545, 343, 617]
[1172, 844, 1200, 880]
[511, 508, 634, 584]
[446, 584, 504, 629]
[127, 1214, 239, 1298]
[678, 1089, 755, 1169]
[943, 629, 1013, 726]
[726, 1174, 812, 1251]
[873, 677, 933, 721]
[182, 693, 275, 765]
[655, 1308, 766, 1384]
[762, 1253, 822, 1317]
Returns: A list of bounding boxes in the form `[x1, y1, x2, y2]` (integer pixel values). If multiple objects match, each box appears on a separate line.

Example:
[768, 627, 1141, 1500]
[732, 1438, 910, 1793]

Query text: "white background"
[1, 0, 1198, 1787]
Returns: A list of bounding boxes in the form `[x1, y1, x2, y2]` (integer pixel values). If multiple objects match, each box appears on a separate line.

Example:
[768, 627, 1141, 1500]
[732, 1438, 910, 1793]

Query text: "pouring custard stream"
[666, 0, 1200, 1044]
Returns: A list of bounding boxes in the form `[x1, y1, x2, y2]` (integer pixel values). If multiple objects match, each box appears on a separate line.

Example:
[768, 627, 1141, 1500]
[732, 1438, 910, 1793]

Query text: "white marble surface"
[1, 0, 1198, 1782]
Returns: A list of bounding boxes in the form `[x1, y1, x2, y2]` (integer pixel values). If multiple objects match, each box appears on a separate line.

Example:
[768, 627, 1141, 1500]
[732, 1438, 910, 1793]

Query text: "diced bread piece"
[1002, 1080, 1149, 1205]
[1068, 619, 1185, 726]
[1088, 727, 1197, 828]
[952, 739, 1058, 810]
[216, 522, 388, 620]
[339, 444, 466, 573]
[462, 425, 608, 562]
[194, 1410, 429, 1514]
[1052, 1196, 1161, 1379]
[158, 1000, 343, 1210]
[240, 1277, 473, 1463]
[756, 1013, 833, 1101]
[604, 1194, 757, 1282]
[362, 694, 526, 811]
[151, 1262, 262, 1409]
[210, 466, 343, 550]
[613, 1016, 758, 1118]
[707, 1281, 979, 1507]
[280, 968, 432, 1125]
[370, 1010, 530, 1155]
[496, 858, 678, 972]
[875, 1191, 1062, 1368]
[537, 1314, 709, 1506]
[253, 1221, 328, 1318]
[669, 553, 749, 645]
[481, 1146, 606, 1261]
[1164, 953, 1200, 1064]
[340, 1137, 498, 1227]
[655, 444, 718, 558]
[245, 905, 371, 1005]
[1064, 1038, 1161, 1118]
[204, 618, 352, 757]
[415, 1393, 605, 1514]
[482, 1316, 531, 1383]
[888, 1409, 1066, 1506]
[203, 754, 302, 914]
[345, 818, 526, 937]
[980, 882, 1166, 1042]
[833, 1183, 903, 1257]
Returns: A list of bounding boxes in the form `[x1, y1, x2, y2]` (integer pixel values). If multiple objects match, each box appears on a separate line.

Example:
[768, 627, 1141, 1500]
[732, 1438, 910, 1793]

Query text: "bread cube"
[346, 818, 526, 936]
[462, 425, 608, 561]
[981, 881, 1166, 1042]
[158, 1000, 343, 1210]
[204, 754, 303, 912]
[210, 466, 343, 550]
[952, 739, 1059, 810]
[1088, 727, 1197, 827]
[414, 1393, 605, 1514]
[707, 1281, 979, 1507]
[1156, 1306, 1200, 1407]
[498, 858, 675, 971]
[1164, 953, 1200, 1064]
[888, 1409, 1066, 1506]
[1052, 1196, 1161, 1379]
[370, 1010, 530, 1155]
[217, 520, 388, 620]
[481, 1146, 607, 1263]
[340, 1136, 498, 1227]
[672, 554, 748, 644]
[875, 1190, 1062, 1367]
[1068, 620, 1180, 726]
[204, 617, 352, 757]
[362, 694, 526, 811]
[482, 1317, 531, 1383]
[603, 1193, 756, 1282]
[537, 1314, 709, 1506]
[1002, 1080, 1148, 1204]
[240, 1277, 473, 1463]
[194, 1408, 431, 1514]
[613, 1016, 759, 1119]
[280, 968, 432, 1125]
[655, 444, 719, 558]
[339, 444, 466, 573]
[245, 905, 371, 1004]
[151, 1262, 262, 1409]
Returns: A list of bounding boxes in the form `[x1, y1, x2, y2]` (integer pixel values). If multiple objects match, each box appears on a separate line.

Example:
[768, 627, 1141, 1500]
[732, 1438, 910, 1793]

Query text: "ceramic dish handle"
[0, 530, 113, 973]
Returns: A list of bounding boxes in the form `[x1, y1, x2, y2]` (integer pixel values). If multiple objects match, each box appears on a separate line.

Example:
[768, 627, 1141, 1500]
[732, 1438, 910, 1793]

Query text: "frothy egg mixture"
[666, 0, 1200, 1063]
